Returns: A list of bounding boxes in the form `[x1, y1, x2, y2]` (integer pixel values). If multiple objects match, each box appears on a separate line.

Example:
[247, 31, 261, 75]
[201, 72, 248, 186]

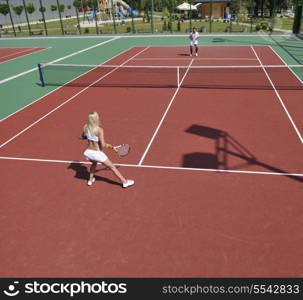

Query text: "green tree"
[73, 0, 81, 9]
[50, 4, 57, 17]
[1, 2, 16, 36]
[162, 7, 169, 17]
[162, 19, 167, 31]
[177, 19, 181, 31]
[59, 4, 65, 13]
[39, 0, 47, 35]
[266, 0, 292, 15]
[230, 0, 240, 19]
[81, 0, 90, 21]
[25, 1, 36, 32]
[39, 5, 46, 13]
[0, 3, 9, 17]
[26, 2, 35, 14]
[73, 0, 82, 34]
[0, 3, 10, 29]
[135, 0, 144, 13]
[166, 0, 176, 12]
[88, 0, 98, 9]
[12, 5, 24, 22]
[154, 0, 163, 11]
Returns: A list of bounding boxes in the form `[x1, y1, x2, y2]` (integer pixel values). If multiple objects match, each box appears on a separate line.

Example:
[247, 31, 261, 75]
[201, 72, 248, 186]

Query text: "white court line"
[251, 46, 303, 144]
[0, 47, 51, 65]
[138, 59, 194, 165]
[268, 46, 303, 85]
[132, 58, 259, 61]
[0, 37, 117, 85]
[0, 156, 302, 178]
[0, 47, 149, 149]
[0, 45, 136, 122]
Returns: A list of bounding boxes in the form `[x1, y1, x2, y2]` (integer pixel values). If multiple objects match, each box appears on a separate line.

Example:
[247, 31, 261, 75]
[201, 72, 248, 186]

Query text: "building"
[193, 0, 234, 19]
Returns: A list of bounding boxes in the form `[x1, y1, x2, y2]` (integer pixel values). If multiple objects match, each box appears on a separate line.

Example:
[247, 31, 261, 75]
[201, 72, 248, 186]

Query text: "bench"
[30, 30, 43, 35]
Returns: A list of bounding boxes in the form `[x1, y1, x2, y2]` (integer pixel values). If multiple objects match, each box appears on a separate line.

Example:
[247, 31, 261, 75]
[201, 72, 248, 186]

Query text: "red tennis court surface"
[0, 47, 46, 63]
[0, 46, 303, 277]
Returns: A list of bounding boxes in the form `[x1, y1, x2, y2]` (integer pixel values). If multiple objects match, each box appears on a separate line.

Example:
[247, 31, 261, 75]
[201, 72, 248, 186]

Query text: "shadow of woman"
[67, 162, 121, 187]
[178, 53, 191, 56]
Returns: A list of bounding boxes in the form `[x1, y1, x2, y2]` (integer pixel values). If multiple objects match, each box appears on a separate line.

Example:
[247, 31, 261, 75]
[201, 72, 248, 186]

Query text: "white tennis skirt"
[84, 149, 108, 163]
[190, 40, 198, 46]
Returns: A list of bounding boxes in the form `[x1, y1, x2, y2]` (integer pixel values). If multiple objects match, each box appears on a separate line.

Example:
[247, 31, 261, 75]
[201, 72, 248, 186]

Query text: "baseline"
[0, 156, 302, 178]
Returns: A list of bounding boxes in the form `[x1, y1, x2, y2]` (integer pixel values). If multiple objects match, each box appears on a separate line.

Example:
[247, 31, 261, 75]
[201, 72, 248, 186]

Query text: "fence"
[0, 0, 301, 37]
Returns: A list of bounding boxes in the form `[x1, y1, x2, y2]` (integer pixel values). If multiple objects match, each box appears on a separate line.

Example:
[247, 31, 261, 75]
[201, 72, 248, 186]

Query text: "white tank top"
[86, 127, 99, 142]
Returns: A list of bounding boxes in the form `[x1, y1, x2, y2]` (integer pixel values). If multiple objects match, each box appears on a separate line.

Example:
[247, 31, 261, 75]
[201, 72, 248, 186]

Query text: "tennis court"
[0, 47, 47, 63]
[0, 35, 303, 277]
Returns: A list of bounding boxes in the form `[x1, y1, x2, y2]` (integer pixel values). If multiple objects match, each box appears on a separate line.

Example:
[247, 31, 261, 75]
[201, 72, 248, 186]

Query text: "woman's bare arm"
[98, 127, 113, 149]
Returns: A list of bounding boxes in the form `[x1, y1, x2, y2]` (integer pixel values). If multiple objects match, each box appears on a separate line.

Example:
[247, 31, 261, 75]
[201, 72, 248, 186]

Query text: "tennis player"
[82, 111, 134, 188]
[189, 27, 199, 56]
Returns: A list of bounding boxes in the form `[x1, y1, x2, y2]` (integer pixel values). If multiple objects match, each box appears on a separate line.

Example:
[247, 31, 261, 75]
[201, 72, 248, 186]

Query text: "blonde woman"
[82, 111, 134, 188]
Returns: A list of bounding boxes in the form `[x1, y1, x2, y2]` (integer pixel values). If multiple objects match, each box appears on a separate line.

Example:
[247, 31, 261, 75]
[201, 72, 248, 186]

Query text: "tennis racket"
[113, 144, 130, 157]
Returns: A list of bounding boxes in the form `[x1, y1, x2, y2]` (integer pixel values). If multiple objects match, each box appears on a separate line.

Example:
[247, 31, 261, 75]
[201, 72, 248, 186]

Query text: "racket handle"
[113, 145, 120, 152]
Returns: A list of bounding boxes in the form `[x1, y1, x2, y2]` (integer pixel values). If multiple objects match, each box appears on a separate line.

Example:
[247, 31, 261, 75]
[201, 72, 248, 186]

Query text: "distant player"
[189, 27, 199, 57]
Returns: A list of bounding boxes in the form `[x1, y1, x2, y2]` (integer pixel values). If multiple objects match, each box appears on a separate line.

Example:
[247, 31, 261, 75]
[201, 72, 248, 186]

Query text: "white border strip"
[0, 37, 117, 85]
[0, 47, 149, 149]
[0, 34, 294, 40]
[138, 59, 194, 165]
[0, 45, 136, 123]
[251, 46, 303, 144]
[0, 156, 302, 178]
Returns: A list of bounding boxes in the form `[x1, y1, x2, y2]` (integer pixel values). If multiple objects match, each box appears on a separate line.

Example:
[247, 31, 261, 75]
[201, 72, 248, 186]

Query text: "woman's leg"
[102, 159, 126, 183]
[89, 161, 97, 181]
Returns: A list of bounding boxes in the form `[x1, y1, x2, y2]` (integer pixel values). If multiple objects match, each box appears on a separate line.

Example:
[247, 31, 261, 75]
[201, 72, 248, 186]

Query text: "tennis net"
[38, 63, 303, 90]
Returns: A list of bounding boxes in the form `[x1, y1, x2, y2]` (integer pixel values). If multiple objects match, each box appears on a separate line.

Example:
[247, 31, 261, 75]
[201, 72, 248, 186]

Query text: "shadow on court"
[68, 162, 121, 186]
[183, 124, 303, 183]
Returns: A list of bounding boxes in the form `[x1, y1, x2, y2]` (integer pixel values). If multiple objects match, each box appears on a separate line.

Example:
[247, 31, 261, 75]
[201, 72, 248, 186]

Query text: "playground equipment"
[117, 6, 125, 19]
[117, 0, 138, 17]
[79, 0, 139, 28]
[99, 0, 138, 18]
[87, 10, 98, 22]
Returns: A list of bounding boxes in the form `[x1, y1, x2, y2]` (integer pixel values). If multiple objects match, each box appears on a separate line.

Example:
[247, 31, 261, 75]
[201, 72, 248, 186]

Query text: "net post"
[37, 63, 45, 87]
[177, 66, 180, 87]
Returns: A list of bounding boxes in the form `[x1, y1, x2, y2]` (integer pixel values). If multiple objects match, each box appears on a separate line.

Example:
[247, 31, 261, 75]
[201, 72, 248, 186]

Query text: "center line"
[138, 59, 194, 165]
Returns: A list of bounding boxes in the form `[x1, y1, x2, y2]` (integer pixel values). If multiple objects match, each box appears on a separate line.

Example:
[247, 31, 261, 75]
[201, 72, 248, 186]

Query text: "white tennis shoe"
[87, 177, 95, 186]
[195, 53, 198, 56]
[123, 179, 135, 188]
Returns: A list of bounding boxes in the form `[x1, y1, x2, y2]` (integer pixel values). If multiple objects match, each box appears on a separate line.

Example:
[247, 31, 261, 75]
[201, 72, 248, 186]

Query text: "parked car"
[281, 12, 294, 18]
